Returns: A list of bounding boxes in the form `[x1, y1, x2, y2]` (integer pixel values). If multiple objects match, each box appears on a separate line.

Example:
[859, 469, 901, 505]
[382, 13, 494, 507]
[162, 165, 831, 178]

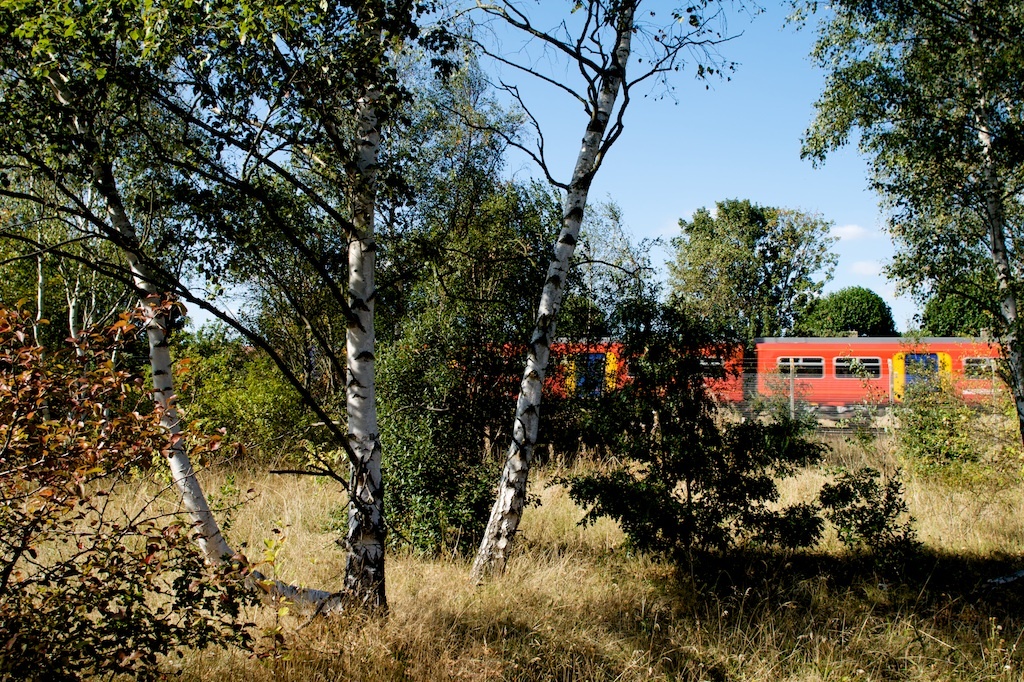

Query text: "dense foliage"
[894, 373, 980, 467]
[669, 199, 837, 343]
[797, 286, 897, 337]
[377, 316, 503, 555]
[920, 289, 995, 337]
[564, 297, 828, 556]
[174, 324, 313, 463]
[376, 171, 560, 554]
[0, 306, 252, 681]
[819, 468, 919, 558]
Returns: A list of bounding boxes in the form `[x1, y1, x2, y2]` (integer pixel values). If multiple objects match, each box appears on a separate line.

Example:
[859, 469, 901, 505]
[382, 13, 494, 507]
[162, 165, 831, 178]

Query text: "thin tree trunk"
[91, 154, 351, 613]
[343, 91, 387, 609]
[977, 119, 1024, 444]
[470, 7, 634, 582]
[90, 156, 235, 562]
[65, 269, 84, 357]
[34, 228, 44, 346]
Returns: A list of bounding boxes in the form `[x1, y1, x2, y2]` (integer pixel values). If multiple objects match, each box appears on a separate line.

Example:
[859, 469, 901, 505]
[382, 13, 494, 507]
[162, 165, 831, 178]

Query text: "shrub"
[563, 297, 827, 556]
[894, 372, 978, 467]
[175, 324, 311, 463]
[819, 467, 919, 558]
[0, 306, 253, 681]
[376, 312, 502, 556]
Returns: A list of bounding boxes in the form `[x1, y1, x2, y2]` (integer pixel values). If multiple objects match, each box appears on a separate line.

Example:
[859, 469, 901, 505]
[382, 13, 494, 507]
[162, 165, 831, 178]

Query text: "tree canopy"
[668, 198, 837, 342]
[796, 286, 897, 337]
[920, 290, 995, 338]
[802, 0, 1024, 441]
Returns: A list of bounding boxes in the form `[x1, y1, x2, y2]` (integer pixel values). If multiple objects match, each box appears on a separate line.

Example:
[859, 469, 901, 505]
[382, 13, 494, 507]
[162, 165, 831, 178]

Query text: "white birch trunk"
[470, 7, 634, 582]
[977, 120, 1024, 443]
[89, 157, 235, 563]
[65, 269, 84, 357]
[343, 91, 387, 609]
[34, 229, 44, 346]
[91, 156, 352, 614]
[64, 210, 94, 357]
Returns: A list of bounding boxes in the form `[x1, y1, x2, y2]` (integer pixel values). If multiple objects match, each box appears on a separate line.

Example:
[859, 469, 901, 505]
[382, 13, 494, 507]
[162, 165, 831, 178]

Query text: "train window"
[964, 357, 996, 378]
[575, 353, 607, 396]
[905, 353, 939, 388]
[700, 356, 724, 375]
[835, 357, 882, 378]
[777, 357, 824, 378]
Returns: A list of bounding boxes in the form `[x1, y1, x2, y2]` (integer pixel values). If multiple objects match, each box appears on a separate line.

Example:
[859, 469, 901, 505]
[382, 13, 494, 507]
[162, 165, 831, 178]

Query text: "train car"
[546, 340, 628, 399]
[539, 336, 1002, 411]
[546, 340, 747, 402]
[700, 344, 746, 404]
[753, 337, 1002, 410]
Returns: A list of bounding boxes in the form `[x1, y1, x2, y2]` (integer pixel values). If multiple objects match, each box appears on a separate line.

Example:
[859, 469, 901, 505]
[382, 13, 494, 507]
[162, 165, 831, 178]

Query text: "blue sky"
[487, 1, 918, 331]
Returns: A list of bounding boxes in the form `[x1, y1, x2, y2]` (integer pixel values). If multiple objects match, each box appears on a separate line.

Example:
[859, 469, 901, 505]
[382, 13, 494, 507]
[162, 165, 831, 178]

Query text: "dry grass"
[153, 433, 1024, 681]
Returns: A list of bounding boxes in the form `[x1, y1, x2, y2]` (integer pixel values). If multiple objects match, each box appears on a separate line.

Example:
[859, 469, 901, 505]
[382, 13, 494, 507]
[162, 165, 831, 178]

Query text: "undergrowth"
[166, 433, 1024, 681]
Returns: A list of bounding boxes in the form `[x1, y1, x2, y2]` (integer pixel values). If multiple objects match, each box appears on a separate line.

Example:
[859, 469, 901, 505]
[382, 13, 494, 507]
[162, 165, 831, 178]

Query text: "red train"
[548, 337, 1003, 410]
[748, 337, 1002, 410]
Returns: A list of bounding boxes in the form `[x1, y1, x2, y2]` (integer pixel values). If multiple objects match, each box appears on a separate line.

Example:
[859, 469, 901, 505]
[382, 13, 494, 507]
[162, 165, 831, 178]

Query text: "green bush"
[563, 297, 828, 556]
[175, 324, 312, 463]
[819, 467, 919, 558]
[376, 313, 502, 556]
[894, 373, 979, 467]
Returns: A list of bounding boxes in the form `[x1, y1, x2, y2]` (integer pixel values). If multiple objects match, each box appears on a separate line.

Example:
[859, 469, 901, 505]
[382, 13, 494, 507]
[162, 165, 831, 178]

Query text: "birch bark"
[66, 271, 82, 356]
[89, 156, 235, 563]
[90, 153, 352, 612]
[34, 231, 44, 346]
[977, 118, 1024, 443]
[470, 5, 634, 582]
[343, 90, 387, 609]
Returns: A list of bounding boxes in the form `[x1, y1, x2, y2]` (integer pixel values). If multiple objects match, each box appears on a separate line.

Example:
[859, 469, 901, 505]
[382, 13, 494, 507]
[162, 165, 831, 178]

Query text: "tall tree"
[0, 0, 450, 609]
[802, 0, 1024, 441]
[0, 0, 239, 564]
[463, 0, 735, 581]
[668, 199, 837, 342]
[920, 289, 996, 337]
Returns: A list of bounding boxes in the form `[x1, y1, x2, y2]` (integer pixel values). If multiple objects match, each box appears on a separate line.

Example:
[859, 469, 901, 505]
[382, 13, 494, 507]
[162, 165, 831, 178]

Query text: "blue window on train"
[577, 353, 607, 396]
[905, 353, 938, 387]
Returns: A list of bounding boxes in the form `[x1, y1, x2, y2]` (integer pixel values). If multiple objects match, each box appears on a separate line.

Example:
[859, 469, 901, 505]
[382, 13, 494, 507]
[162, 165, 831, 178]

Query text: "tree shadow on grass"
[278, 548, 1024, 681]
[438, 548, 1024, 681]
[641, 548, 1024, 680]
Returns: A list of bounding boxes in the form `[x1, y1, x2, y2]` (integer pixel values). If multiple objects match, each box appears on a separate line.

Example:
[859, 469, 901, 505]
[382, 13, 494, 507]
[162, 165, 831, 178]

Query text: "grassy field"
[170, 433, 1024, 681]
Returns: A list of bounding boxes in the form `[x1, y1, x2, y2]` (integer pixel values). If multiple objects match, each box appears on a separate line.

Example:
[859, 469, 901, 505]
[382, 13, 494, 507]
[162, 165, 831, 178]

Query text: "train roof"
[754, 337, 996, 345]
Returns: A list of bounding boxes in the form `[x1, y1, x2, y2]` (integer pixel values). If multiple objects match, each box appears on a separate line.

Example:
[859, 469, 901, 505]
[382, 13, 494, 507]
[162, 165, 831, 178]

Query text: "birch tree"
[1, 187, 131, 352]
[0, 0, 449, 610]
[373, 63, 566, 556]
[171, 0, 452, 609]
[802, 0, 1024, 442]
[0, 0, 236, 566]
[464, 0, 735, 581]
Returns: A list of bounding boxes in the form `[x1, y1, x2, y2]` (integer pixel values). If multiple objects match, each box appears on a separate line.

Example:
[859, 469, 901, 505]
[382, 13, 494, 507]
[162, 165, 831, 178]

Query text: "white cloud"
[850, 260, 883, 277]
[832, 223, 871, 241]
